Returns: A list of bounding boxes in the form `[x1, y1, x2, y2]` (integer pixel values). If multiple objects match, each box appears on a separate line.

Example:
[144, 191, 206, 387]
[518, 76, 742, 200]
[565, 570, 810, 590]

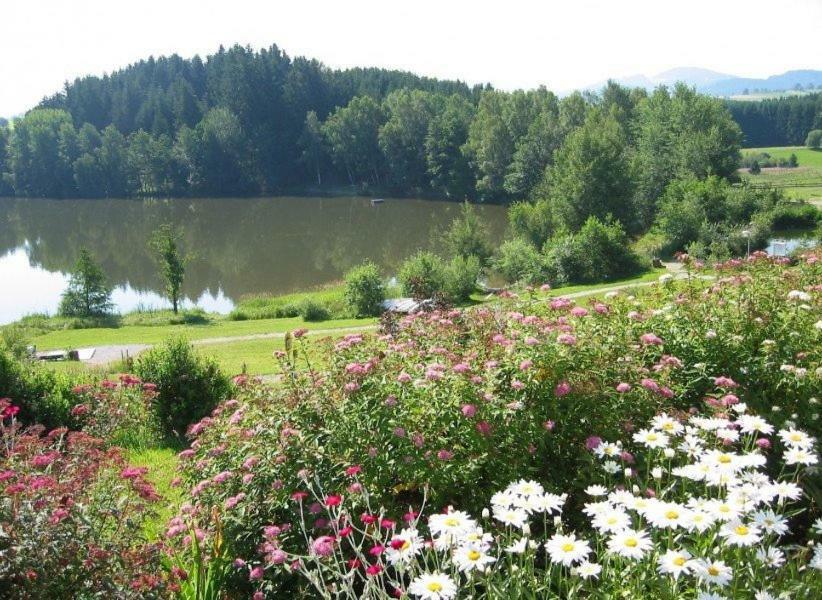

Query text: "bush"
[442, 255, 481, 303]
[0, 399, 176, 598]
[398, 251, 446, 300]
[134, 337, 232, 439]
[543, 217, 645, 284]
[58, 249, 113, 318]
[492, 237, 550, 285]
[0, 351, 90, 428]
[767, 201, 821, 230]
[298, 299, 331, 322]
[806, 129, 822, 149]
[441, 201, 492, 265]
[343, 262, 385, 317]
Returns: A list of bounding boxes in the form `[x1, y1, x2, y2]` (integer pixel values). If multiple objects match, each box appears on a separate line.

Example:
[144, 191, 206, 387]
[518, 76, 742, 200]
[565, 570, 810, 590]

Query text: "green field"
[740, 146, 822, 201]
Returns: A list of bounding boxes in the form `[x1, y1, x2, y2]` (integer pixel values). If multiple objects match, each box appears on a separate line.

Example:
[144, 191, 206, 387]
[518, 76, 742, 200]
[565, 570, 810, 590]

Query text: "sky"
[2, 0, 821, 117]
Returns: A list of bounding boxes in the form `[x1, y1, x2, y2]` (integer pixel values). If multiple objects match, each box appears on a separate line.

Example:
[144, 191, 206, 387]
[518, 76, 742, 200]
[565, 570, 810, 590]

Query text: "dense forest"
[0, 44, 818, 204]
[725, 93, 822, 146]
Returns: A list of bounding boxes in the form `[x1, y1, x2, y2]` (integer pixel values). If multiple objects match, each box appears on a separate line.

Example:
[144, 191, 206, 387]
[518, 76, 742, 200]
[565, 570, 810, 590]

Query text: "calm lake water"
[0, 197, 508, 324]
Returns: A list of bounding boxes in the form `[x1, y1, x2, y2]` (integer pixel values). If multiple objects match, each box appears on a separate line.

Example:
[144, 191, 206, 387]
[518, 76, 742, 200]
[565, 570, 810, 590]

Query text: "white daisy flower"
[453, 544, 496, 573]
[657, 548, 693, 579]
[573, 561, 602, 579]
[408, 572, 458, 600]
[386, 528, 424, 565]
[493, 506, 528, 530]
[684, 510, 716, 533]
[719, 520, 761, 546]
[545, 532, 591, 566]
[594, 442, 622, 459]
[652, 413, 684, 435]
[602, 460, 621, 474]
[784, 447, 818, 466]
[509, 479, 545, 497]
[607, 528, 652, 560]
[429, 510, 476, 538]
[585, 484, 608, 497]
[694, 559, 733, 587]
[737, 414, 774, 435]
[633, 428, 670, 449]
[592, 508, 631, 533]
[533, 492, 566, 515]
[752, 510, 789, 536]
[755, 547, 785, 568]
[646, 502, 691, 530]
[767, 481, 803, 502]
[778, 428, 814, 449]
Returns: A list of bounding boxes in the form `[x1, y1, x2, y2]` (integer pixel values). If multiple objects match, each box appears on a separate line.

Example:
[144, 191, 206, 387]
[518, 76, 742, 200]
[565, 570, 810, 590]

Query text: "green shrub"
[343, 262, 385, 317]
[543, 217, 645, 284]
[134, 337, 232, 439]
[767, 202, 821, 230]
[442, 255, 481, 303]
[492, 237, 550, 285]
[398, 251, 446, 300]
[299, 299, 331, 322]
[441, 201, 492, 265]
[0, 350, 90, 428]
[807, 129, 822, 149]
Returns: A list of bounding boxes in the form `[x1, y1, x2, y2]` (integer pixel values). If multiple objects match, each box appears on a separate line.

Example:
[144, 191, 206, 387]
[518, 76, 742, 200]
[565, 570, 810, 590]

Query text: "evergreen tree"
[58, 248, 113, 317]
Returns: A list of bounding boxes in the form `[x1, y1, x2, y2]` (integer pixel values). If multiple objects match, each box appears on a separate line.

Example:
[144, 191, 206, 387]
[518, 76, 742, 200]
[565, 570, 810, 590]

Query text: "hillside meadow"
[740, 146, 822, 202]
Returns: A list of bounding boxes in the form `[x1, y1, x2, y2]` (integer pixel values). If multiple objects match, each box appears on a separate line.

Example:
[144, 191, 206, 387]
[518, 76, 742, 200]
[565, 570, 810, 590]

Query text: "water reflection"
[0, 197, 507, 323]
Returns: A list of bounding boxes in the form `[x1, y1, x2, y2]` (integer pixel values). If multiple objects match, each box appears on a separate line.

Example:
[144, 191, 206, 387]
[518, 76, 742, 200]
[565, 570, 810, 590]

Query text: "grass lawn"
[740, 146, 822, 201]
[124, 446, 182, 540]
[29, 316, 376, 351]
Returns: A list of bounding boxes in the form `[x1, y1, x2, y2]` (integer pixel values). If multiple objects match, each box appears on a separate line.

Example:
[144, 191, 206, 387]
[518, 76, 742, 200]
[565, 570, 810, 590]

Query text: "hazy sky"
[2, 0, 821, 116]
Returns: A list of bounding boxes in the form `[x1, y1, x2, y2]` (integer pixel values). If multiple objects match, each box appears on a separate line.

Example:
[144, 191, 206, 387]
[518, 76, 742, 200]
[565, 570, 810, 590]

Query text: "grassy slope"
[124, 446, 182, 540]
[740, 146, 822, 201]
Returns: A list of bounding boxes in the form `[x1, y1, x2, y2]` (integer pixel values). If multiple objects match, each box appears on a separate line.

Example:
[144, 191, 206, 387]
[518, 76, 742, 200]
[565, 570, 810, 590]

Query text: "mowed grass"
[123, 446, 182, 540]
[30, 316, 376, 351]
[740, 146, 822, 201]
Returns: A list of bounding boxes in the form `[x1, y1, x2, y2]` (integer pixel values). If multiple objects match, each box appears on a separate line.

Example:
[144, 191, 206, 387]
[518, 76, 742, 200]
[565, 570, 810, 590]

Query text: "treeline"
[0, 43, 746, 206]
[725, 93, 822, 147]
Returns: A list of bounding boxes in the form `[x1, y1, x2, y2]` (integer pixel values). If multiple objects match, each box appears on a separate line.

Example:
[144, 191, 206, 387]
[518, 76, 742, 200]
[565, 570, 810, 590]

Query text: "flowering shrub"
[69, 374, 163, 448]
[0, 398, 177, 598]
[176, 250, 819, 596]
[283, 406, 821, 599]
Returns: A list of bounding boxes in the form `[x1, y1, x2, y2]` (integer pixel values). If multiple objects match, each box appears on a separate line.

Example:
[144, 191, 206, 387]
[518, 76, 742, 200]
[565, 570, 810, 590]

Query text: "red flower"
[368, 544, 385, 556]
[379, 518, 395, 529]
[345, 465, 362, 476]
[291, 491, 309, 502]
[325, 495, 342, 508]
[360, 513, 377, 525]
[366, 564, 383, 576]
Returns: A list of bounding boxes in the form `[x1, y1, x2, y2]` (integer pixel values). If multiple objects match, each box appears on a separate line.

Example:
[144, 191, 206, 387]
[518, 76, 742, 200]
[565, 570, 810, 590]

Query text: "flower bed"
[175, 251, 820, 597]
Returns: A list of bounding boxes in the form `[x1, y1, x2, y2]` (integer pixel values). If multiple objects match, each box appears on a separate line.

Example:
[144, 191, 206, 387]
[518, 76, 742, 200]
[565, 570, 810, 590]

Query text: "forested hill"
[0, 43, 817, 201]
[724, 93, 822, 146]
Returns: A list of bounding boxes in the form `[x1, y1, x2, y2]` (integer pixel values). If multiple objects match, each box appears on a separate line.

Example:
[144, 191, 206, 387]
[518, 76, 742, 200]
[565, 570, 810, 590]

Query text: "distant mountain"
[581, 68, 822, 97]
[702, 70, 822, 96]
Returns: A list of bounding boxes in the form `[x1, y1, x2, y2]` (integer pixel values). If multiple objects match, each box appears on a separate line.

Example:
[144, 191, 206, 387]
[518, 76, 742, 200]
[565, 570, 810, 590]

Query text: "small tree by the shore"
[59, 248, 113, 317]
[149, 224, 187, 314]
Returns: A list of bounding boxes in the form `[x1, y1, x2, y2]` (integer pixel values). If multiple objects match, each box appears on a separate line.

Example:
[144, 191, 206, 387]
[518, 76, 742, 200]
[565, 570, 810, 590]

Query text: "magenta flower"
[519, 359, 533, 371]
[554, 381, 571, 396]
[311, 536, 336, 557]
[461, 404, 477, 418]
[616, 382, 632, 393]
[585, 436, 602, 451]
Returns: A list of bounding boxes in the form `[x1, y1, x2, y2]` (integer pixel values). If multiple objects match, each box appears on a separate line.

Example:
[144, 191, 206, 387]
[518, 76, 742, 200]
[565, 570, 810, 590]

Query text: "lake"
[0, 197, 509, 324]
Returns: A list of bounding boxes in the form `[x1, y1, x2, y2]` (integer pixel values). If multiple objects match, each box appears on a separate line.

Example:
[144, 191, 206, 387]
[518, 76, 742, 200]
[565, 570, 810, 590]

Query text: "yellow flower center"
[625, 538, 638, 547]
[607, 517, 617, 524]
[662, 423, 673, 431]
[790, 433, 803, 442]
[719, 505, 730, 513]
[444, 517, 459, 527]
[673, 557, 686, 566]
[718, 454, 732, 464]
[708, 566, 720, 576]
[647, 433, 658, 441]
[735, 525, 749, 536]
[427, 582, 443, 592]
[401, 540, 410, 550]
[468, 550, 481, 561]
[562, 543, 575, 552]
[665, 510, 679, 520]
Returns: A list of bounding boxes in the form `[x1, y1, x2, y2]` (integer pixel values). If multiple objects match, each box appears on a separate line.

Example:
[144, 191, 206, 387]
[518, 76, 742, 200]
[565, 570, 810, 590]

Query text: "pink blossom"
[511, 379, 525, 390]
[756, 438, 771, 449]
[437, 449, 454, 461]
[712, 376, 738, 389]
[585, 436, 602, 451]
[616, 382, 632, 393]
[475, 421, 492, 436]
[452, 363, 471, 374]
[249, 566, 265, 580]
[461, 404, 477, 418]
[524, 336, 539, 346]
[557, 333, 577, 345]
[640, 333, 664, 346]
[543, 420, 555, 431]
[311, 536, 336, 557]
[554, 381, 571, 396]
[519, 359, 533, 371]
[640, 378, 660, 393]
[570, 307, 588, 317]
